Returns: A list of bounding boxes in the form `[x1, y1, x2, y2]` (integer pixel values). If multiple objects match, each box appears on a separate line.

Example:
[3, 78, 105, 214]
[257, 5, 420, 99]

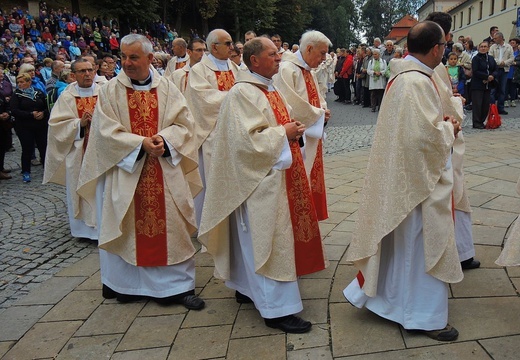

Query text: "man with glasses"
[271, 34, 284, 54]
[343, 20, 462, 342]
[44, 58, 100, 240]
[489, 32, 514, 115]
[381, 40, 395, 65]
[185, 29, 239, 228]
[170, 38, 206, 93]
[164, 37, 189, 77]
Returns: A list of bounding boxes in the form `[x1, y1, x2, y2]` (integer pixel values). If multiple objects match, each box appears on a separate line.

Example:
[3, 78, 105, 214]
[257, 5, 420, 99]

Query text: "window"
[490, 0, 495, 15]
[460, 11, 464, 27]
[453, 15, 457, 31]
[502, 0, 507, 10]
[479, 1, 483, 19]
[468, 7, 472, 25]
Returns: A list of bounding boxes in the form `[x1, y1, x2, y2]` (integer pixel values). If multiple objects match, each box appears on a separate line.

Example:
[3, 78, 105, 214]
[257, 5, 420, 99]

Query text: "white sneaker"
[512, 100, 516, 107]
[504, 100, 510, 107]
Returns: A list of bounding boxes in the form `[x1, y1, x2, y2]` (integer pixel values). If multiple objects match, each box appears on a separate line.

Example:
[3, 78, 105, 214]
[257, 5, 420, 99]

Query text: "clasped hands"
[444, 115, 461, 137]
[284, 121, 305, 142]
[142, 135, 165, 157]
[80, 112, 92, 127]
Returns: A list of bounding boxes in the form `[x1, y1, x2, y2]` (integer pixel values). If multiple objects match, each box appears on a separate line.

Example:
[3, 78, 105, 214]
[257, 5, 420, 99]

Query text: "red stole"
[184, 71, 189, 92]
[260, 87, 325, 276]
[176, 60, 187, 70]
[301, 68, 328, 221]
[75, 96, 98, 152]
[127, 88, 168, 266]
[215, 70, 235, 91]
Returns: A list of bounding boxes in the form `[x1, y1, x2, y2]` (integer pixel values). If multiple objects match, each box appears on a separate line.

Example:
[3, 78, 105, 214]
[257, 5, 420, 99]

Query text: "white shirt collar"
[250, 71, 275, 91]
[208, 53, 230, 71]
[296, 50, 311, 70]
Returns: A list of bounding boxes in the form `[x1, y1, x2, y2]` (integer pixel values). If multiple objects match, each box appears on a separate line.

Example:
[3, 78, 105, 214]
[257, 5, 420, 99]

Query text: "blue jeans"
[506, 78, 517, 102]
[490, 69, 507, 111]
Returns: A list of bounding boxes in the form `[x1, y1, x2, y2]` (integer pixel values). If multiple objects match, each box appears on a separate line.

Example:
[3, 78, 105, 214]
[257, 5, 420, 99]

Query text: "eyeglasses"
[215, 41, 233, 47]
[437, 42, 447, 48]
[74, 68, 94, 74]
[191, 48, 205, 52]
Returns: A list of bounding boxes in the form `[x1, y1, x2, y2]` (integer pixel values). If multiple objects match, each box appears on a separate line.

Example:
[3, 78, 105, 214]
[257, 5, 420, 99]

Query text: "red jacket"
[339, 54, 354, 79]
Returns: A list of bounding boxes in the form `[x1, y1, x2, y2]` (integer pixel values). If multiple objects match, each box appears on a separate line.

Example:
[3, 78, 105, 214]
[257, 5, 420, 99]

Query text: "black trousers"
[471, 89, 490, 128]
[15, 123, 47, 173]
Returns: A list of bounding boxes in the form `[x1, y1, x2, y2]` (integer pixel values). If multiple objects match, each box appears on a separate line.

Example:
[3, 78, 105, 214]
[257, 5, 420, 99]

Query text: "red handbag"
[485, 104, 502, 129]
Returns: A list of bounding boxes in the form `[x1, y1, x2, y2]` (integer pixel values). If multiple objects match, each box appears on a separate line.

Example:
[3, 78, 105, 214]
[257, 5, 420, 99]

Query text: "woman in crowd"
[18, 63, 46, 94]
[10, 73, 49, 183]
[471, 42, 498, 129]
[361, 47, 372, 108]
[96, 59, 110, 78]
[0, 92, 12, 179]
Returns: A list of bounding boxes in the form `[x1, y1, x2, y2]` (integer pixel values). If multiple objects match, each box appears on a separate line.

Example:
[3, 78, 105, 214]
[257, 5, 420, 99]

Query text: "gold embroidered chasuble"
[199, 71, 303, 281]
[273, 51, 328, 219]
[346, 59, 463, 297]
[77, 68, 202, 266]
[496, 177, 520, 266]
[164, 54, 189, 77]
[44, 83, 101, 227]
[184, 54, 239, 175]
[170, 64, 190, 93]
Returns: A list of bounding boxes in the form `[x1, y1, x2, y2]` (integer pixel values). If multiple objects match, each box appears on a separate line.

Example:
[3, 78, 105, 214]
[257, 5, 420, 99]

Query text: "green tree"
[221, 0, 277, 41]
[96, 0, 160, 33]
[196, 0, 220, 35]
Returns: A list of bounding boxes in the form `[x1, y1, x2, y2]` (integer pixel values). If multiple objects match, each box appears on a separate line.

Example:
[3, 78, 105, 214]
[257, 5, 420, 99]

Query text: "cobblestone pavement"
[1, 92, 519, 312]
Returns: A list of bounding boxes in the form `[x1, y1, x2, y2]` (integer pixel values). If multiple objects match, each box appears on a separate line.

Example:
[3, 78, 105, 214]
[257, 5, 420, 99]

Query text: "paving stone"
[56, 334, 122, 360]
[329, 265, 357, 303]
[324, 230, 351, 246]
[474, 165, 520, 183]
[0, 341, 14, 358]
[471, 208, 518, 228]
[287, 346, 333, 360]
[451, 268, 517, 297]
[195, 266, 214, 288]
[299, 299, 328, 324]
[14, 276, 87, 306]
[227, 334, 286, 360]
[40, 290, 103, 321]
[0, 305, 52, 341]
[197, 277, 234, 299]
[75, 303, 145, 336]
[286, 323, 329, 350]
[230, 308, 281, 338]
[301, 260, 337, 280]
[336, 341, 491, 359]
[333, 220, 356, 233]
[193, 252, 214, 267]
[479, 334, 520, 360]
[3, 321, 82, 359]
[182, 298, 239, 328]
[330, 303, 405, 357]
[75, 271, 102, 291]
[111, 347, 170, 360]
[299, 278, 331, 300]
[324, 244, 347, 261]
[472, 179, 520, 197]
[117, 314, 183, 351]
[54, 253, 99, 277]
[137, 300, 189, 317]
[472, 225, 509, 246]
[511, 278, 520, 292]
[481, 195, 520, 213]
[169, 325, 232, 359]
[473, 244, 503, 268]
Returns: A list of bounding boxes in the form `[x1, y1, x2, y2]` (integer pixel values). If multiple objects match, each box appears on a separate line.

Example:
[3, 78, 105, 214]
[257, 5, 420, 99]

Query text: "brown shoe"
[0, 172, 12, 180]
[408, 324, 459, 341]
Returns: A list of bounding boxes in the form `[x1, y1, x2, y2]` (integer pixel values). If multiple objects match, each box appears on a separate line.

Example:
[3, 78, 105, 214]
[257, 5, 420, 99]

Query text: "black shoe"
[154, 291, 205, 310]
[461, 258, 480, 270]
[264, 315, 312, 333]
[102, 284, 144, 302]
[408, 324, 459, 341]
[464, 104, 472, 111]
[498, 110, 508, 115]
[235, 291, 253, 304]
[472, 125, 485, 129]
[334, 98, 343, 102]
[344, 100, 352, 104]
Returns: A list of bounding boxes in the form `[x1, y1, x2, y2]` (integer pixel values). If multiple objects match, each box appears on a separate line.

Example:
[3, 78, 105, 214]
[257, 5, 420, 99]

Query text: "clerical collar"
[177, 54, 189, 62]
[405, 55, 434, 73]
[75, 83, 96, 97]
[296, 50, 312, 70]
[250, 71, 275, 91]
[208, 53, 229, 71]
[130, 75, 152, 86]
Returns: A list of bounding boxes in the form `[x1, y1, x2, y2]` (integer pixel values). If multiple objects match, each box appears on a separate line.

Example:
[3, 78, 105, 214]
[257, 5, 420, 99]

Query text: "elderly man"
[82, 54, 108, 85]
[45, 60, 65, 92]
[170, 38, 206, 93]
[199, 36, 312, 333]
[343, 21, 463, 342]
[381, 40, 395, 65]
[271, 34, 284, 54]
[77, 34, 204, 310]
[273, 30, 331, 276]
[164, 37, 189, 77]
[489, 31, 514, 115]
[44, 58, 100, 240]
[184, 29, 239, 227]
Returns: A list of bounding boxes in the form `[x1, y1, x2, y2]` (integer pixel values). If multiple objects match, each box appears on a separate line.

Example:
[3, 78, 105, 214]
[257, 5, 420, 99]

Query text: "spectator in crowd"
[471, 42, 498, 128]
[506, 38, 520, 107]
[19, 63, 46, 94]
[489, 32, 514, 115]
[367, 48, 386, 112]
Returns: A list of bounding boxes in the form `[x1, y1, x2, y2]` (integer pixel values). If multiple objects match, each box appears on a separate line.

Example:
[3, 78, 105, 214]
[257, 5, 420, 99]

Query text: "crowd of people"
[328, 25, 517, 129]
[1, 3, 520, 345]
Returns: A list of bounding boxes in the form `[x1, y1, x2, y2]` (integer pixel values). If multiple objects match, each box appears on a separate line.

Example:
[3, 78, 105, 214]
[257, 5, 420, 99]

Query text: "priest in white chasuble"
[184, 29, 239, 227]
[163, 37, 190, 77]
[44, 57, 100, 240]
[273, 30, 331, 223]
[343, 21, 463, 342]
[77, 34, 204, 310]
[199, 37, 317, 334]
[170, 38, 206, 94]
